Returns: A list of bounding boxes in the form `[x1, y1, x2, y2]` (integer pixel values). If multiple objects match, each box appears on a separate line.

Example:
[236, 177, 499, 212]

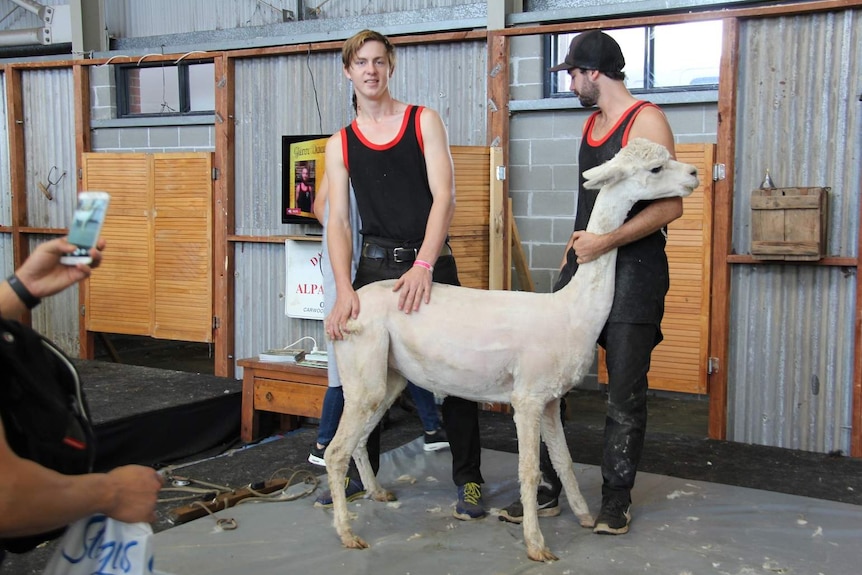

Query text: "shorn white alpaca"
[324, 138, 699, 562]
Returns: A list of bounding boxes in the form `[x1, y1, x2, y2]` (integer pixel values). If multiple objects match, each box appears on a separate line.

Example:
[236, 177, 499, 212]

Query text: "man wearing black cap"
[499, 30, 682, 536]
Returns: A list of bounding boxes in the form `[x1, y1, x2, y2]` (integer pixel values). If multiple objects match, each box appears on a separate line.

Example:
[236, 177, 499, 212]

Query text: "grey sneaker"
[593, 498, 632, 535]
[497, 486, 561, 524]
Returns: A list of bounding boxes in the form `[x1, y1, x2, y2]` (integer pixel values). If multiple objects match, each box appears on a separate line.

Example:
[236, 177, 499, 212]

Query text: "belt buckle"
[393, 247, 416, 263]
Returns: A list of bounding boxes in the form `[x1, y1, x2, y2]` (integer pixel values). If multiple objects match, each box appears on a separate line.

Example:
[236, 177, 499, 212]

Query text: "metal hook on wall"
[37, 165, 67, 201]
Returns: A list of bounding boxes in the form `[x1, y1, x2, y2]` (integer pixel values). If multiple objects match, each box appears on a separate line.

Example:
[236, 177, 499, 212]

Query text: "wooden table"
[237, 357, 328, 442]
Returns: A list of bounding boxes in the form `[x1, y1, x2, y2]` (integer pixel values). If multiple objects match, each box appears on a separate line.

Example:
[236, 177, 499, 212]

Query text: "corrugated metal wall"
[0, 70, 10, 229]
[1, 66, 80, 354]
[21, 68, 77, 228]
[14, 67, 80, 352]
[728, 10, 862, 453]
[104, 0, 480, 38]
[1, 69, 11, 276]
[231, 40, 487, 373]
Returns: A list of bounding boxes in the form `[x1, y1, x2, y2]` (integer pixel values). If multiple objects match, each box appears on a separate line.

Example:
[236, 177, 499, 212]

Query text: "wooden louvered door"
[449, 146, 505, 290]
[599, 143, 714, 394]
[82, 152, 214, 343]
[82, 153, 152, 336]
[152, 154, 213, 341]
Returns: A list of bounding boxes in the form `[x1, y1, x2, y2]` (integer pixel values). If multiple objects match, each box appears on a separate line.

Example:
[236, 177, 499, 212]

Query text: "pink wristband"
[413, 259, 434, 273]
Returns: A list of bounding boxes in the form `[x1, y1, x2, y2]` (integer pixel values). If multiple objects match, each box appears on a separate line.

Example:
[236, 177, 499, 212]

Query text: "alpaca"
[324, 138, 699, 562]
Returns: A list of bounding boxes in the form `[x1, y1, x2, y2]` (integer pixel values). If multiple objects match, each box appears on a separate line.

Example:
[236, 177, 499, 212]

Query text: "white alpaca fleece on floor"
[324, 138, 700, 562]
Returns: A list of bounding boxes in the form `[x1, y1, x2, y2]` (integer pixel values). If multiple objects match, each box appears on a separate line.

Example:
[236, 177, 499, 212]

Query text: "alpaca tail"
[343, 319, 362, 335]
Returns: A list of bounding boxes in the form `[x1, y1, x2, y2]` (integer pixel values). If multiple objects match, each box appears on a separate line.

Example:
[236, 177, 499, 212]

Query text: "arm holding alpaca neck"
[575, 195, 682, 264]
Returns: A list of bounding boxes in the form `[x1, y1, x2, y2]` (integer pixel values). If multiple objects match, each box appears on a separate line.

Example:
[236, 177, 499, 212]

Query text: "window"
[116, 60, 215, 117]
[547, 21, 722, 97]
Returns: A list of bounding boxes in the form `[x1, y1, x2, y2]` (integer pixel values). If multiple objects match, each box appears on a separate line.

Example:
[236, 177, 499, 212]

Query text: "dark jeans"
[347, 250, 483, 487]
[316, 382, 442, 446]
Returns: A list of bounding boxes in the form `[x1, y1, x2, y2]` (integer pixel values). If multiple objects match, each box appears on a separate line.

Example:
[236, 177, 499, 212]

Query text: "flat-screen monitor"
[282, 134, 330, 225]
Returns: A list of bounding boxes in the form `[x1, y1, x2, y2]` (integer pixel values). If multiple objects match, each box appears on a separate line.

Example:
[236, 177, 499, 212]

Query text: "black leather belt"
[361, 242, 452, 263]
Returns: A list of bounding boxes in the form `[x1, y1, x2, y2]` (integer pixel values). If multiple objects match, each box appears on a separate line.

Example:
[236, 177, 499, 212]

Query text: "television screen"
[282, 134, 330, 225]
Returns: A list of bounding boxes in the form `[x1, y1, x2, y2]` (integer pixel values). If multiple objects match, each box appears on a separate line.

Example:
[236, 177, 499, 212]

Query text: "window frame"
[544, 23, 720, 99]
[115, 58, 215, 119]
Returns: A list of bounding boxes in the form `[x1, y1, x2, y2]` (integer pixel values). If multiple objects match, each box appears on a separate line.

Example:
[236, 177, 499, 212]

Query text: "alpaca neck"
[585, 182, 636, 235]
[557, 183, 637, 324]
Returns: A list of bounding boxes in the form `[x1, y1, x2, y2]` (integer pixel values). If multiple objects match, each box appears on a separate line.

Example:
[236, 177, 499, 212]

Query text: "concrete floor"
[6, 334, 861, 574]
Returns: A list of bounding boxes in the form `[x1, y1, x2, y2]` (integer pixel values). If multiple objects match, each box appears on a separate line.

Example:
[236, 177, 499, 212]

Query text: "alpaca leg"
[512, 398, 557, 562]
[541, 400, 593, 527]
[327, 336, 391, 549]
[325, 393, 372, 549]
[351, 369, 407, 501]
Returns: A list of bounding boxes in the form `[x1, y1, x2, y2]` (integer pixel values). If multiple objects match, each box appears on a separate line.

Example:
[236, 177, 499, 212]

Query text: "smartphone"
[61, 191, 111, 265]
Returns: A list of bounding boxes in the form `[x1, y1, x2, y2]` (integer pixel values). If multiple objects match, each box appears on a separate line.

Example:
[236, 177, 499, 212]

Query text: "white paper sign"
[285, 239, 325, 320]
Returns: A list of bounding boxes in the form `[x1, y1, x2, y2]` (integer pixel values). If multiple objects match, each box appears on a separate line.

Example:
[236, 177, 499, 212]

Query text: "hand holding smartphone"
[61, 191, 110, 266]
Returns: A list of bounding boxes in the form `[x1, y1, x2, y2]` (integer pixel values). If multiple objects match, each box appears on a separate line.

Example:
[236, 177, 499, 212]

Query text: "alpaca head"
[583, 138, 699, 206]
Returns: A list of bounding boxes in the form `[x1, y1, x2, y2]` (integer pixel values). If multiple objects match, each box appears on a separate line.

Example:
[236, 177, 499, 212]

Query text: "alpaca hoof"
[577, 513, 595, 528]
[370, 489, 397, 503]
[527, 546, 558, 563]
[342, 534, 369, 550]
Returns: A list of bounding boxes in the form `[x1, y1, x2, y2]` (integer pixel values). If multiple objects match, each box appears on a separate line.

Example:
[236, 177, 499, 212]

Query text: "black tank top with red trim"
[341, 105, 431, 245]
[575, 100, 669, 326]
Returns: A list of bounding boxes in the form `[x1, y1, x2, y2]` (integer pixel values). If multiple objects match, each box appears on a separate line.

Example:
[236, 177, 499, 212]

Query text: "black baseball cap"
[549, 30, 625, 74]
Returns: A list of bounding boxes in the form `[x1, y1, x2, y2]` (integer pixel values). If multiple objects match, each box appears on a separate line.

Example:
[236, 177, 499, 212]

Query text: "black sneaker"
[593, 498, 632, 535]
[453, 482, 486, 520]
[423, 428, 450, 452]
[313, 478, 366, 508]
[308, 444, 326, 467]
[497, 486, 561, 524]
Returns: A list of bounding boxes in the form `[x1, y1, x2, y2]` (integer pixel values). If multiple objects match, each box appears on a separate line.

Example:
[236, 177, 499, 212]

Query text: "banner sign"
[285, 238, 325, 320]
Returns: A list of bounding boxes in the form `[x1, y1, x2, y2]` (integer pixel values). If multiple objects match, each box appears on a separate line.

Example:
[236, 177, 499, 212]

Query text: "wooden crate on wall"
[751, 187, 828, 261]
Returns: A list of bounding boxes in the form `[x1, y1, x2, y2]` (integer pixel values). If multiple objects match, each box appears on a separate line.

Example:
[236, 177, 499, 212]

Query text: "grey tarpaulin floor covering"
[153, 438, 861, 575]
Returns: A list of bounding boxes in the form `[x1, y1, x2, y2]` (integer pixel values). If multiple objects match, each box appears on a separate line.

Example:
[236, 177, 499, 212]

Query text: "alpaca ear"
[583, 158, 625, 190]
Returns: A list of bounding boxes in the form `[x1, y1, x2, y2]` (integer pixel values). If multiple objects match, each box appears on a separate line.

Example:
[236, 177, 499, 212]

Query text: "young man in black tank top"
[498, 30, 683, 535]
[322, 29, 486, 521]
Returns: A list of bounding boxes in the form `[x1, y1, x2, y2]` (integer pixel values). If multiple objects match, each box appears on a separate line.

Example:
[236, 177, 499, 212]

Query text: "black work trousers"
[346, 249, 484, 488]
[538, 321, 655, 505]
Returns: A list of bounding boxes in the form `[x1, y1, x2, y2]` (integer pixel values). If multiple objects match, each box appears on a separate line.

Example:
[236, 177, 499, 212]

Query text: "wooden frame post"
[707, 18, 740, 441]
[487, 32, 511, 289]
[213, 54, 236, 377]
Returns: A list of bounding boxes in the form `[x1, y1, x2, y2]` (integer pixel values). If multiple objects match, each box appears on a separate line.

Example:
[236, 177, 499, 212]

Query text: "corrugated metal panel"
[21, 68, 77, 229]
[233, 242, 326, 379]
[105, 0, 479, 38]
[519, 0, 761, 25]
[27, 234, 82, 354]
[0, 70, 10, 227]
[728, 10, 862, 454]
[0, 236, 12, 277]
